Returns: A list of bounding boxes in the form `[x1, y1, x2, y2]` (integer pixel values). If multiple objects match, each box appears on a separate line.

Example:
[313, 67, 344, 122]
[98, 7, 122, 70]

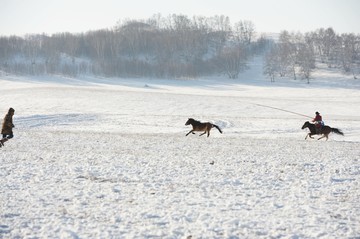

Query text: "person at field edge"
[312, 111, 324, 134]
[2, 107, 15, 139]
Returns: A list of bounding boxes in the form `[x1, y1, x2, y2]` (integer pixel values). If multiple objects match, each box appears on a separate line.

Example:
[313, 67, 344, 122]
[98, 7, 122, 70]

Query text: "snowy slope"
[1, 65, 360, 238]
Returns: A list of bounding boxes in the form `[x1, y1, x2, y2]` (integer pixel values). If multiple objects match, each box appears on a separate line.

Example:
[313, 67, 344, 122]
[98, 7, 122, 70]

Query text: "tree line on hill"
[0, 14, 359, 82]
[264, 27, 360, 83]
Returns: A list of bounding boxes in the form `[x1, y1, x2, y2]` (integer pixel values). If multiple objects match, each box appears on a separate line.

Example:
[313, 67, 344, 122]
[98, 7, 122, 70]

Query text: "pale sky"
[1, 0, 359, 36]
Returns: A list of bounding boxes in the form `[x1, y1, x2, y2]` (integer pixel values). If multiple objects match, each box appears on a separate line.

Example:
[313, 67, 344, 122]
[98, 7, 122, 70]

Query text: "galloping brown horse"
[301, 121, 344, 140]
[185, 118, 223, 137]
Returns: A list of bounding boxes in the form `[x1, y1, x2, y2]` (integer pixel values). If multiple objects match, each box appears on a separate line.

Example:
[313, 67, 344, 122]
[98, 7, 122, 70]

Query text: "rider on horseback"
[312, 111, 324, 134]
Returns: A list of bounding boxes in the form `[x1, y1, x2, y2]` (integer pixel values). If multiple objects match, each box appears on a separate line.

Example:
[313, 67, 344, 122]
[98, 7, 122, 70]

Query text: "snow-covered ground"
[1, 65, 360, 238]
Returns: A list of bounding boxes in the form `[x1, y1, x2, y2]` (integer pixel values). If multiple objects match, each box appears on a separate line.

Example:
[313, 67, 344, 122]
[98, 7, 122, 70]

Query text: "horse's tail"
[213, 124, 223, 134]
[332, 128, 344, 136]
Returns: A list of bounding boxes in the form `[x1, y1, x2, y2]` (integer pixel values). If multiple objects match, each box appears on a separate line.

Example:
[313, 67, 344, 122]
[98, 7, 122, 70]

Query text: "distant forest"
[0, 14, 359, 81]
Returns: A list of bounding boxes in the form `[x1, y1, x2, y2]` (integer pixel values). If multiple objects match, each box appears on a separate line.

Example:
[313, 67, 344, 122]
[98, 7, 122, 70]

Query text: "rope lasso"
[251, 103, 312, 119]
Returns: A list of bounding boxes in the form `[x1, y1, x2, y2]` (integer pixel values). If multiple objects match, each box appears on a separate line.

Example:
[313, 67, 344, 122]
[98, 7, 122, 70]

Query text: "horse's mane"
[189, 118, 199, 123]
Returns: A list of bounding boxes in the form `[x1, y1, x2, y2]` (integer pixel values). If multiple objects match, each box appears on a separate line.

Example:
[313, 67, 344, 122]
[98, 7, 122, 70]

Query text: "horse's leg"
[199, 131, 206, 136]
[207, 126, 213, 137]
[186, 130, 194, 136]
[0, 138, 7, 147]
[308, 133, 315, 139]
[318, 133, 329, 140]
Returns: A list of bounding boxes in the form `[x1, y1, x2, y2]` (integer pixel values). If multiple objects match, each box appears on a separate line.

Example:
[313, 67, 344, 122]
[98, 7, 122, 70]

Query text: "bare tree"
[297, 43, 315, 83]
[338, 33, 360, 79]
[233, 20, 255, 45]
[277, 31, 299, 79]
[264, 46, 279, 82]
[312, 28, 338, 67]
[216, 44, 248, 79]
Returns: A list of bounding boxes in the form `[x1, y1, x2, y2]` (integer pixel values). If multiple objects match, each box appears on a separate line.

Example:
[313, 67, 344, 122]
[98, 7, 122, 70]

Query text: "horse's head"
[301, 121, 310, 129]
[185, 118, 194, 125]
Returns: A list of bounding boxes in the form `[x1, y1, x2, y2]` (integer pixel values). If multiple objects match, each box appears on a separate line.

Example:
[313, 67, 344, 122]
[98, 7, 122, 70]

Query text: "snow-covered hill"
[1, 65, 359, 238]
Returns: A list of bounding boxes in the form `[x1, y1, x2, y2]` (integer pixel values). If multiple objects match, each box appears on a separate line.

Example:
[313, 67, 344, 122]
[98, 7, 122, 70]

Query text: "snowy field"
[1, 66, 360, 238]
